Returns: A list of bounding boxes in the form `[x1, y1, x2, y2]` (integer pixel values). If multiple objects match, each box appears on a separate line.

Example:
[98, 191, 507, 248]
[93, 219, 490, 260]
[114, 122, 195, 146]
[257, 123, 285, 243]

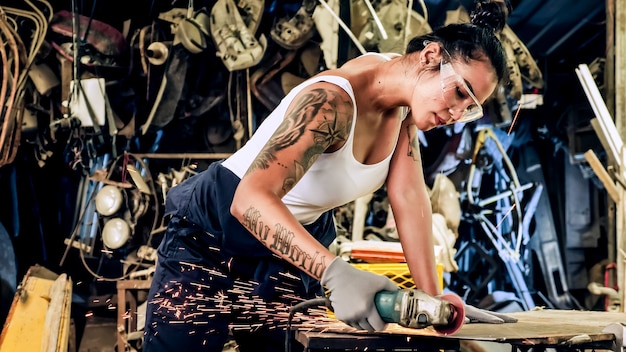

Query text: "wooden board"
[0, 266, 73, 352]
[452, 310, 626, 343]
[0, 275, 53, 351]
[296, 309, 626, 351]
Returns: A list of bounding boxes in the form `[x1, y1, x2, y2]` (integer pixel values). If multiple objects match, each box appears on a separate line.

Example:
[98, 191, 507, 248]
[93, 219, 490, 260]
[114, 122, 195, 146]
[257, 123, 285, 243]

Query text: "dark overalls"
[143, 161, 336, 352]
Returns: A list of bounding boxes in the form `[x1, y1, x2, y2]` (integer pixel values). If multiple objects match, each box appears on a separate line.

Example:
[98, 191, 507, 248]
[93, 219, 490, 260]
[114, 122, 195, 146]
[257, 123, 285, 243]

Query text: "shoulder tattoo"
[249, 87, 352, 175]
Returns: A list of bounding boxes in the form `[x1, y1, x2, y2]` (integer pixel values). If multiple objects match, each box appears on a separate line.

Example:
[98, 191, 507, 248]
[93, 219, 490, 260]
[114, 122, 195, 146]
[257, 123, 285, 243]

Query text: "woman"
[143, 1, 513, 351]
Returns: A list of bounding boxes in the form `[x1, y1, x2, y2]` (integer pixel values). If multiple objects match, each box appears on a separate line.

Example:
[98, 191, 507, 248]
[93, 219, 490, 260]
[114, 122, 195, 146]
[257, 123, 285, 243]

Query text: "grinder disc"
[435, 293, 466, 335]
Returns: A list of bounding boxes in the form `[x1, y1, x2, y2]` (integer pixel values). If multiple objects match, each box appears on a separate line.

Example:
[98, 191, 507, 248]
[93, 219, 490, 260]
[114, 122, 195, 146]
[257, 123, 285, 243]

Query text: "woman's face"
[411, 56, 498, 131]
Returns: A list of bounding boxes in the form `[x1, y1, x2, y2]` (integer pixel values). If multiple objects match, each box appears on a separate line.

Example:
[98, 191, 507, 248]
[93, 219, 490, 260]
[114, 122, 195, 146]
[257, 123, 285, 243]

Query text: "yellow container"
[352, 262, 444, 292]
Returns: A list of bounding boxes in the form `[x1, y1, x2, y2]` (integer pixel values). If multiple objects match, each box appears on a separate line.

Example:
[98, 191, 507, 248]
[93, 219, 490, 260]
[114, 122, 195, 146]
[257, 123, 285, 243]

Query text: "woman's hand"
[321, 257, 399, 332]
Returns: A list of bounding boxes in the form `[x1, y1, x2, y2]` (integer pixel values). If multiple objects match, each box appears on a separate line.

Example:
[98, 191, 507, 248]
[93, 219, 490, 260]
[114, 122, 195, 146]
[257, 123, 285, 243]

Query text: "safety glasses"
[439, 48, 484, 123]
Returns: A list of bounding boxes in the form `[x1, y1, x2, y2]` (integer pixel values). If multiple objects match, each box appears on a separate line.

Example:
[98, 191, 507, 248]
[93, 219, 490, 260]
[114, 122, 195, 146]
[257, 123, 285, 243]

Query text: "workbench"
[295, 310, 626, 352]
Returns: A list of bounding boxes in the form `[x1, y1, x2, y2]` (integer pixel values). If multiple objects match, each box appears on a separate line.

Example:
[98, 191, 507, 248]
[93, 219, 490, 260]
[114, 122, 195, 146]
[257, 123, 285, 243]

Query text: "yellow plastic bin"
[352, 262, 444, 292]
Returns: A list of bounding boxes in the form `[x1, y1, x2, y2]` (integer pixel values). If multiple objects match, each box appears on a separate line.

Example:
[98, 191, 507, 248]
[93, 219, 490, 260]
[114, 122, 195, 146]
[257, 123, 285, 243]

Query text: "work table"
[296, 309, 626, 351]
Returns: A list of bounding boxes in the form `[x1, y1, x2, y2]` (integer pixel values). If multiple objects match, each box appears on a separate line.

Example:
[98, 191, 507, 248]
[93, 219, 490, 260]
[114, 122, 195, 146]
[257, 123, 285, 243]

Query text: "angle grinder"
[374, 289, 466, 334]
[289, 289, 466, 335]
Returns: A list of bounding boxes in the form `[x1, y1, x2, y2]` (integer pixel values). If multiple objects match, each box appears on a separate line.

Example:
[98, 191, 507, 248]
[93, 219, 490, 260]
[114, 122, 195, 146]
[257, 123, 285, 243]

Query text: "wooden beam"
[613, 0, 626, 313]
[576, 65, 623, 163]
[584, 149, 621, 202]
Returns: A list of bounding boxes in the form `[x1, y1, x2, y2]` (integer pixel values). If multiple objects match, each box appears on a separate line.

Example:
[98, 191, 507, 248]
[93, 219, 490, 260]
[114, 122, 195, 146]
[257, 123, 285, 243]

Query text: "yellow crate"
[353, 262, 444, 292]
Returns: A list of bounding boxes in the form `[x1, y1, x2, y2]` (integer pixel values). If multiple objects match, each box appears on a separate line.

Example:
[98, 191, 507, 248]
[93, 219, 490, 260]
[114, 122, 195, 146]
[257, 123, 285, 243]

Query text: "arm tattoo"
[283, 114, 348, 191]
[407, 125, 420, 161]
[242, 206, 327, 278]
[248, 88, 352, 181]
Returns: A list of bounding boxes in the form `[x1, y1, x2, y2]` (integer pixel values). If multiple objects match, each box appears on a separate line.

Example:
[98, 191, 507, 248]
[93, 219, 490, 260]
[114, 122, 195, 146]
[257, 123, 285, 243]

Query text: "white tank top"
[223, 55, 403, 224]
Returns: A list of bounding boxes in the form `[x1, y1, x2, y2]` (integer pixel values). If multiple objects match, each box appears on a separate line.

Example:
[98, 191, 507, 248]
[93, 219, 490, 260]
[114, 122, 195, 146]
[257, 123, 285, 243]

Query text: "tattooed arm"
[386, 119, 440, 296]
[230, 82, 353, 281]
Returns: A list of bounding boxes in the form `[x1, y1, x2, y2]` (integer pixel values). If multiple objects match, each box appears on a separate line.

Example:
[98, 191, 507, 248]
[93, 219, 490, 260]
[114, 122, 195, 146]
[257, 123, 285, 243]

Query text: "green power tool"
[289, 289, 466, 335]
[286, 289, 466, 351]
[374, 289, 466, 334]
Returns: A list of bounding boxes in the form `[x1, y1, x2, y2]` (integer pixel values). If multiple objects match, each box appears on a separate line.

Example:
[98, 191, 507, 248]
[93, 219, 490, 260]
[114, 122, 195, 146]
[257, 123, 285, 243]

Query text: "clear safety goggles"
[439, 48, 484, 123]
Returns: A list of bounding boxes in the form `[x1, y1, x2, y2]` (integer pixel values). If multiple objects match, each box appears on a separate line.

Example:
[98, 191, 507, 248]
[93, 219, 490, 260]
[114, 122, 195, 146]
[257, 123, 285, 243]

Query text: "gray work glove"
[464, 304, 518, 324]
[321, 257, 399, 332]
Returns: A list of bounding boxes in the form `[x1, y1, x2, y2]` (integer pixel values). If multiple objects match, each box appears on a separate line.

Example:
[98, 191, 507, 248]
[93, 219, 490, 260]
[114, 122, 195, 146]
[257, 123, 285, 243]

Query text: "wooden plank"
[0, 266, 72, 352]
[615, 0, 626, 147]
[452, 310, 624, 343]
[614, 0, 626, 312]
[59, 57, 72, 115]
[117, 284, 126, 351]
[297, 309, 625, 350]
[612, 149, 625, 317]
[0, 275, 53, 351]
[585, 149, 621, 202]
[576, 65, 623, 163]
[42, 274, 68, 352]
[57, 278, 73, 352]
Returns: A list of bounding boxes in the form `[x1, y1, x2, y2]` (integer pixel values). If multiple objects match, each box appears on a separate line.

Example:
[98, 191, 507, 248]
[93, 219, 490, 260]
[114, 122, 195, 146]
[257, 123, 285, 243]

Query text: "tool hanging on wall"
[140, 2, 209, 135]
[214, 0, 268, 148]
[209, 0, 267, 72]
[355, 0, 432, 54]
[228, 70, 250, 149]
[270, 0, 317, 50]
[0, 0, 52, 168]
[145, 41, 169, 66]
[317, 0, 366, 55]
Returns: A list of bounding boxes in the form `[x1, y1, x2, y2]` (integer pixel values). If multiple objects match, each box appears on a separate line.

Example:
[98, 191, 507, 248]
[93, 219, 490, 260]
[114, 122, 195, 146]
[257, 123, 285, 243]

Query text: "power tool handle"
[374, 290, 400, 323]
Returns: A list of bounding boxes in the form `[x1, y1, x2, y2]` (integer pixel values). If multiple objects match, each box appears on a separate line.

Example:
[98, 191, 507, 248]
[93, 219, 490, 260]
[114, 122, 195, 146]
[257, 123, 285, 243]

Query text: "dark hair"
[406, 0, 509, 83]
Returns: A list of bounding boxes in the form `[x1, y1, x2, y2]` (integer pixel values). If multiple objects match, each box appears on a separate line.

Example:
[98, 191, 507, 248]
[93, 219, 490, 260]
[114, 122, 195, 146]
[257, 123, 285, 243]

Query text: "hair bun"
[470, 0, 511, 33]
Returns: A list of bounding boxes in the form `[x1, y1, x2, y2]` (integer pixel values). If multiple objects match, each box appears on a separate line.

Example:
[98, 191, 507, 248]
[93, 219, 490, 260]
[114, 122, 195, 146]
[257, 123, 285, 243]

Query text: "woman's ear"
[420, 41, 442, 67]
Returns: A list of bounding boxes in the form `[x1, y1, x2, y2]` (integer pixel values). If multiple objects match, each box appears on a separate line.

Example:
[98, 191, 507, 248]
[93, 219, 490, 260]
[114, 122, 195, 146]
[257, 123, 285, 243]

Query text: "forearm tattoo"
[407, 125, 420, 161]
[242, 206, 327, 278]
[248, 88, 352, 192]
